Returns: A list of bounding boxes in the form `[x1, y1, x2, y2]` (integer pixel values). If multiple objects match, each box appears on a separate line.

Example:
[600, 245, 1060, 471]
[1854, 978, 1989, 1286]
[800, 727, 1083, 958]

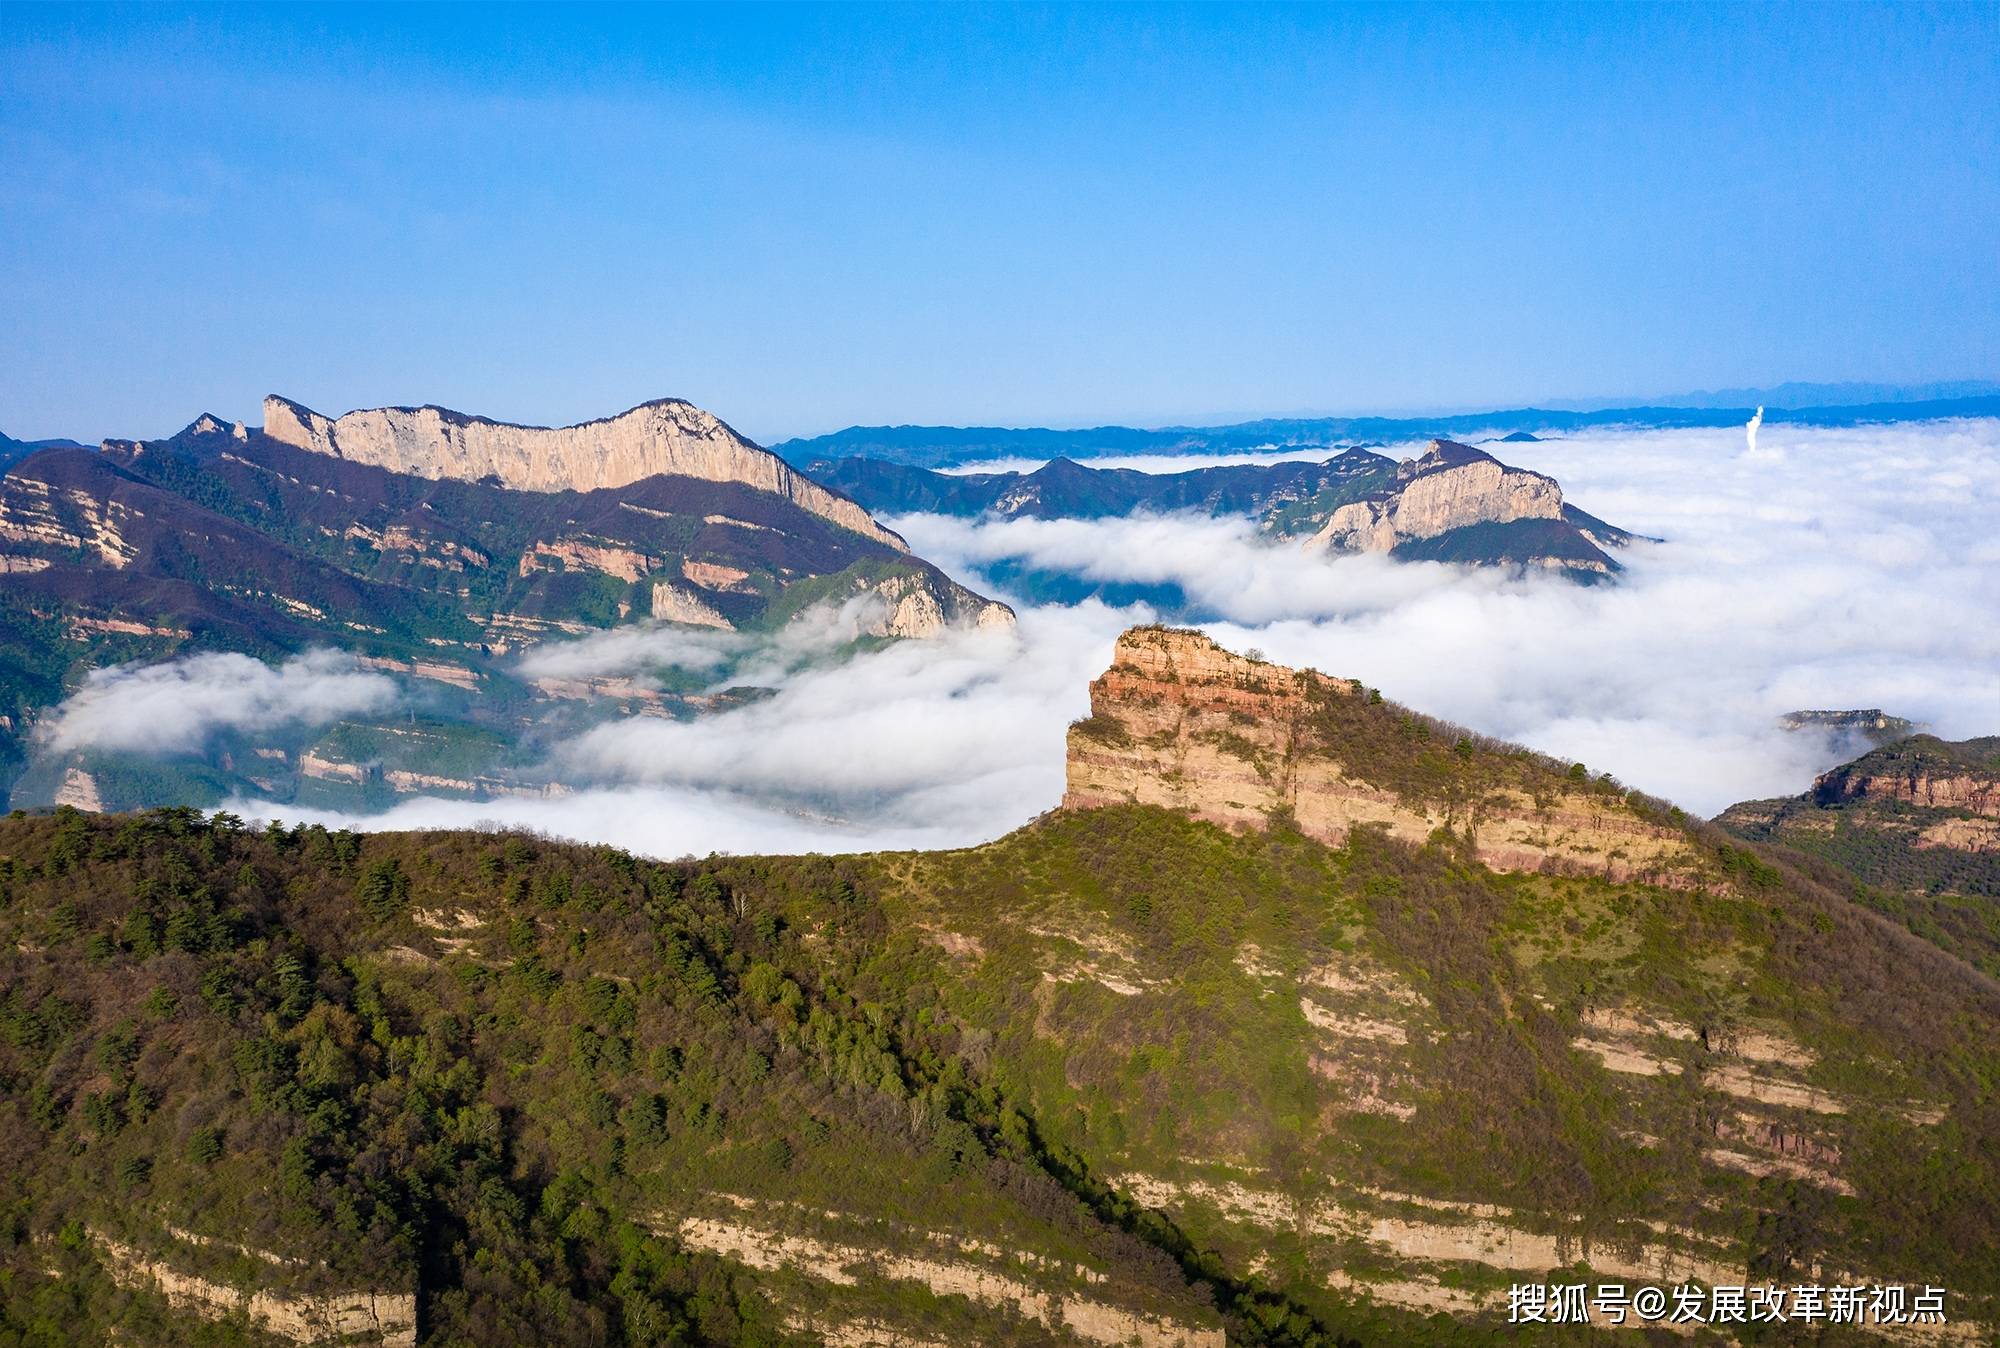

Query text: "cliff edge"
[1064, 626, 1699, 885]
[262, 394, 906, 551]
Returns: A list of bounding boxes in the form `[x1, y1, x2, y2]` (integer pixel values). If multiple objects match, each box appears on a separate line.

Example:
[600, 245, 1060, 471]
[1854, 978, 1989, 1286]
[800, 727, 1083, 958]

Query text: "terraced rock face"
[1718, 734, 2000, 975]
[1064, 626, 1701, 886]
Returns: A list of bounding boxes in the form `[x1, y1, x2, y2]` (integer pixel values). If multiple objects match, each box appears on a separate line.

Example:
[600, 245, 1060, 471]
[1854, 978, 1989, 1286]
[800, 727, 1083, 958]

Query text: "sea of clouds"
[35, 418, 2000, 858]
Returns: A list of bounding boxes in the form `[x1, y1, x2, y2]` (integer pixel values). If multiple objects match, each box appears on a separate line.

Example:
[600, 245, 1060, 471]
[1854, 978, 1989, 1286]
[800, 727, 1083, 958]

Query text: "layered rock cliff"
[1063, 627, 1699, 885]
[262, 394, 905, 550]
[1812, 748, 2000, 815]
[1717, 734, 2000, 974]
[1299, 439, 1563, 551]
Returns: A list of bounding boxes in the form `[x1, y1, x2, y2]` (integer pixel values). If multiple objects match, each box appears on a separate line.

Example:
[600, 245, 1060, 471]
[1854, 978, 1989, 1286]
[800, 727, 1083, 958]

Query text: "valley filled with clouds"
[38, 417, 2000, 857]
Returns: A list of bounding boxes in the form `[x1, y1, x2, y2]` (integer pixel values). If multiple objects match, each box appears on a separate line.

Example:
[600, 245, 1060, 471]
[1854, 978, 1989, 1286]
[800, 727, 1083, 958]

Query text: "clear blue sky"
[2, 2, 1995, 444]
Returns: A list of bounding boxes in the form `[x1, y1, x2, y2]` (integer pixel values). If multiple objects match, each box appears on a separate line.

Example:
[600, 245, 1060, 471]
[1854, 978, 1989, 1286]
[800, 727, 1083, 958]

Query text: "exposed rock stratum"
[262, 394, 904, 550]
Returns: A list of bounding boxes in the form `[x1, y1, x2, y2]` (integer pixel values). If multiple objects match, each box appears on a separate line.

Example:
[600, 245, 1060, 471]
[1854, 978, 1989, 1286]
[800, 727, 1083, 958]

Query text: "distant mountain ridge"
[1593, 378, 2000, 411]
[775, 393, 2000, 468]
[0, 429, 90, 474]
[0, 400, 1011, 809]
[814, 439, 1638, 583]
[263, 394, 902, 549]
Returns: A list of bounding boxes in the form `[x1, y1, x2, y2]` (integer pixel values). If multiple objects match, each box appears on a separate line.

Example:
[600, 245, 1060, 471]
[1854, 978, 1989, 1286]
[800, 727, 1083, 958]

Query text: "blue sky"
[2, 2, 1995, 443]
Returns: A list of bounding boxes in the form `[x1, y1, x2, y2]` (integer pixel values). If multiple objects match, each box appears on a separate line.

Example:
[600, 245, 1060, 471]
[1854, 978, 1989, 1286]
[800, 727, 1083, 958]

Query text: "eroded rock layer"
[1063, 627, 1700, 885]
[263, 394, 904, 549]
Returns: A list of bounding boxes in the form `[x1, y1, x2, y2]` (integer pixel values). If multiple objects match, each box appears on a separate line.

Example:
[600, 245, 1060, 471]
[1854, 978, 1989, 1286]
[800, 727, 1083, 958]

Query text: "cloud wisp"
[38, 649, 400, 755]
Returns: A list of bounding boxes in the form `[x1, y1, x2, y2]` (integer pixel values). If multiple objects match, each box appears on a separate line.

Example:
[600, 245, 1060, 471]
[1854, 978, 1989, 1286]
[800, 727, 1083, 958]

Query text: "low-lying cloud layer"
[38, 649, 399, 754]
[248, 602, 1124, 856]
[39, 418, 2000, 858]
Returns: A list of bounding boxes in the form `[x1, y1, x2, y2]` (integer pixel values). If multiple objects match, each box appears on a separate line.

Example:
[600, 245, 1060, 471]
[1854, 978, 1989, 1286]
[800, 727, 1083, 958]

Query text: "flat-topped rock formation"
[263, 394, 904, 550]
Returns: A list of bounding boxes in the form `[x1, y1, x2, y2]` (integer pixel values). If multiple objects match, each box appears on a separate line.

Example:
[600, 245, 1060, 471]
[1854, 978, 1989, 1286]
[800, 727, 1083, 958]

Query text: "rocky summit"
[263, 395, 904, 549]
[1264, 439, 1636, 579]
[1065, 626, 1700, 885]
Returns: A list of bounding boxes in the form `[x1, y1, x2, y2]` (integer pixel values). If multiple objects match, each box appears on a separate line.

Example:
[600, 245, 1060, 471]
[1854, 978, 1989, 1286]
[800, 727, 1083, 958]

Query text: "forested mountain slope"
[1718, 735, 2000, 977]
[2, 629, 1996, 1345]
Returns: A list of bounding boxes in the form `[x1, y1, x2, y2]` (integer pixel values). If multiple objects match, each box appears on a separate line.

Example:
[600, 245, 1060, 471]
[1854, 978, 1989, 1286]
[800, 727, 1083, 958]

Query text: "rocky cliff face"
[1302, 440, 1564, 552]
[262, 395, 905, 550]
[1813, 759, 2000, 815]
[1063, 627, 1699, 885]
[1717, 734, 2000, 974]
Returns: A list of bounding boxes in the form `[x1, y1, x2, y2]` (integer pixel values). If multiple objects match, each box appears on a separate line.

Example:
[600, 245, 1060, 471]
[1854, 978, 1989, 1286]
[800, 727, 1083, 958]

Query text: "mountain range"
[0, 396, 1010, 810]
[814, 440, 1640, 584]
[774, 393, 2000, 468]
[2, 626, 1994, 1345]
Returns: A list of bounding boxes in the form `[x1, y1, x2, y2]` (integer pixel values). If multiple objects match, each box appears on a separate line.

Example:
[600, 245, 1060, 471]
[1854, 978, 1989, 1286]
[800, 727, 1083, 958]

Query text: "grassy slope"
[840, 809, 2000, 1322]
[5, 796, 1997, 1343]
[1717, 736, 2000, 977]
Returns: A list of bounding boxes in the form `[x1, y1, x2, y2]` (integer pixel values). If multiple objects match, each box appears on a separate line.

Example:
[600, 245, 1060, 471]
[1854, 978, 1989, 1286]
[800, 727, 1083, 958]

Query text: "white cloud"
[903, 418, 2000, 814]
[512, 623, 744, 681]
[228, 602, 1128, 858]
[39, 649, 400, 755]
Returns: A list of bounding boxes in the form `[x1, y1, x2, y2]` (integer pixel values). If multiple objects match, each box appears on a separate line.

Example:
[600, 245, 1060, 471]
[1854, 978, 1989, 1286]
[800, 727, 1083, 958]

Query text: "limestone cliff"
[858, 569, 1017, 639]
[1302, 439, 1564, 553]
[1813, 756, 2000, 816]
[262, 394, 905, 551]
[1063, 627, 1700, 885]
[1718, 734, 2000, 973]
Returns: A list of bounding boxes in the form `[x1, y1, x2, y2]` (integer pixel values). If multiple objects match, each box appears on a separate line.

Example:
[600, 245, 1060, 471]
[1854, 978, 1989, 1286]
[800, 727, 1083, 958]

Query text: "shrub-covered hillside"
[3, 792, 1998, 1345]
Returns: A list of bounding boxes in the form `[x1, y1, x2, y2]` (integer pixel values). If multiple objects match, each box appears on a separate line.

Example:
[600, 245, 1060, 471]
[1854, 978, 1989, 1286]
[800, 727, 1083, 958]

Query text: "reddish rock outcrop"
[1063, 628, 1700, 885]
[1814, 764, 2000, 816]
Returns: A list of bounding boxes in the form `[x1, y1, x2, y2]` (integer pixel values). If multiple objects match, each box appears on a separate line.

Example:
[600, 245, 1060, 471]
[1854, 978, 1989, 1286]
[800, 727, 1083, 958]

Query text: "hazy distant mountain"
[1594, 378, 2000, 411]
[0, 429, 89, 473]
[776, 392, 2000, 468]
[815, 439, 1639, 583]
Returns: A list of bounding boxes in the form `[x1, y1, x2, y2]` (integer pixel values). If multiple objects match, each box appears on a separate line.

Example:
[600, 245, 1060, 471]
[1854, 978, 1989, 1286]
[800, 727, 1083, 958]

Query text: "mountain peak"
[1066, 625, 1700, 885]
[261, 394, 905, 550]
[1404, 438, 1503, 475]
[181, 413, 247, 441]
